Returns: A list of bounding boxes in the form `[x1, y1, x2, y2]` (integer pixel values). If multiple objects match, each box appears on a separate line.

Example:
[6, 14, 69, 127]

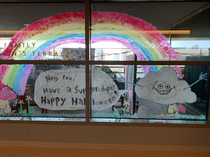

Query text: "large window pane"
[90, 64, 208, 121]
[0, 3, 86, 121]
[0, 3, 85, 61]
[0, 64, 86, 121]
[90, 2, 210, 61]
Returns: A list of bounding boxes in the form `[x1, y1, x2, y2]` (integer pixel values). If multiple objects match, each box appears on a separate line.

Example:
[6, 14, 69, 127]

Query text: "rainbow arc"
[1, 12, 180, 95]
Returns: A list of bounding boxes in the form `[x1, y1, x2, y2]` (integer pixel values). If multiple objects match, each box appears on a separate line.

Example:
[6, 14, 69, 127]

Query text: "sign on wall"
[62, 48, 95, 61]
[34, 69, 127, 110]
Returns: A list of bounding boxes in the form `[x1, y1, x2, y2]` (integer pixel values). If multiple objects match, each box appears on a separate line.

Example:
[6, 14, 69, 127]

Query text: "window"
[0, 2, 86, 121]
[89, 2, 210, 122]
[0, 1, 209, 123]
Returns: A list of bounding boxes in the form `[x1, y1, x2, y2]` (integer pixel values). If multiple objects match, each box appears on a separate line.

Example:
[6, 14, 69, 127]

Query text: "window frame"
[0, 0, 209, 127]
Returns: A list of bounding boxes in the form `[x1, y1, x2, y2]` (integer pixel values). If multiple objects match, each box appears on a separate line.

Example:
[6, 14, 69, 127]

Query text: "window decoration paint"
[0, 65, 17, 114]
[34, 69, 127, 110]
[134, 67, 207, 118]
[1, 12, 180, 97]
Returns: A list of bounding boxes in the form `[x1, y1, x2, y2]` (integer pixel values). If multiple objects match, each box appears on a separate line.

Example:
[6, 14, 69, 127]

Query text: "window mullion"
[85, 0, 90, 123]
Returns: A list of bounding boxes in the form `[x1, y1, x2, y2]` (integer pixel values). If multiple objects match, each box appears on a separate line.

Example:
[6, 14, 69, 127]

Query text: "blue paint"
[14, 33, 160, 93]
[22, 33, 156, 61]
[13, 64, 27, 93]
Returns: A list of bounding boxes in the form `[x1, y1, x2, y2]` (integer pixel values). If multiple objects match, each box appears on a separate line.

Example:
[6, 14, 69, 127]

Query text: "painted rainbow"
[1, 12, 180, 95]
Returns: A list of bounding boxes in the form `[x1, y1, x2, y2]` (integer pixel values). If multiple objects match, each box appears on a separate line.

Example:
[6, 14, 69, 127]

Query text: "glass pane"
[0, 64, 85, 121]
[0, 3, 86, 61]
[90, 2, 210, 61]
[90, 65, 208, 121]
[171, 38, 210, 60]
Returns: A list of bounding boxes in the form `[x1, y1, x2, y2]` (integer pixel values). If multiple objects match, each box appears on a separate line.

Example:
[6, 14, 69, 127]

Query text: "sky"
[171, 40, 210, 49]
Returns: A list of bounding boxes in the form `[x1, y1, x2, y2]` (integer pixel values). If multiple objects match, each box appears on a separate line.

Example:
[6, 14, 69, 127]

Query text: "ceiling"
[0, 2, 209, 37]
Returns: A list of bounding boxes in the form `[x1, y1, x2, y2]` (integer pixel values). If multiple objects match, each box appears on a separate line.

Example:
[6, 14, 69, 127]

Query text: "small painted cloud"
[135, 67, 196, 105]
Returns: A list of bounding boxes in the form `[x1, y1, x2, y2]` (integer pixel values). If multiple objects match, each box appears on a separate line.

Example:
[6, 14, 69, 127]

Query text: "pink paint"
[33, 38, 85, 60]
[18, 37, 150, 95]
[32, 37, 147, 61]
[0, 65, 17, 100]
[0, 64, 8, 75]
[3, 11, 177, 62]
[92, 37, 146, 61]
[0, 65, 8, 90]
[124, 54, 135, 103]
[2, 12, 85, 59]
[0, 80, 3, 90]
[92, 12, 178, 60]
[19, 39, 87, 95]
[124, 54, 135, 69]
[0, 86, 17, 100]
[142, 65, 151, 76]
[18, 34, 180, 95]
[126, 105, 130, 112]
[174, 66, 183, 79]
[129, 90, 133, 102]
[178, 104, 186, 114]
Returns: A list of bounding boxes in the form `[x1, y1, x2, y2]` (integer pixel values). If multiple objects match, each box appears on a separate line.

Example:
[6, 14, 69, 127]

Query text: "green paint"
[121, 106, 126, 118]
[17, 29, 84, 59]
[1, 111, 6, 116]
[27, 99, 34, 117]
[91, 112, 131, 118]
[95, 29, 161, 60]
[16, 28, 164, 61]
[0, 109, 205, 121]
[18, 103, 23, 116]
[149, 112, 206, 120]
[149, 113, 156, 118]
[8, 64, 21, 88]
[28, 99, 30, 111]
[28, 107, 34, 117]
[113, 107, 121, 119]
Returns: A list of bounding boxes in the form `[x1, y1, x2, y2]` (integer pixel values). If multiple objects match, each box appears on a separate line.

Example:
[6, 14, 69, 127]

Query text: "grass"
[18, 103, 24, 116]
[28, 106, 34, 117]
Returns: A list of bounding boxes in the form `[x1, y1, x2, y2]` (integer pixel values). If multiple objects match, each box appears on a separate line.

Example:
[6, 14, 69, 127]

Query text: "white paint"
[34, 69, 127, 110]
[135, 67, 197, 105]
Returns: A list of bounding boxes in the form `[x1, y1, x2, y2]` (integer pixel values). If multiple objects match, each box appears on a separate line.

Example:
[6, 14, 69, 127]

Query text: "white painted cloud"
[135, 67, 197, 105]
[35, 69, 128, 110]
